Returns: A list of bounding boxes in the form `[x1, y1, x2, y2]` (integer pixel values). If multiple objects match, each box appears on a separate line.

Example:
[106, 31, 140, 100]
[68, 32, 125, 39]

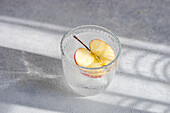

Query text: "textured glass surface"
[60, 25, 121, 96]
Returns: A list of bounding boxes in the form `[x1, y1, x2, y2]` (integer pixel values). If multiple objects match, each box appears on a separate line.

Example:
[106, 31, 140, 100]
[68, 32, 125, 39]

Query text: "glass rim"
[60, 25, 122, 70]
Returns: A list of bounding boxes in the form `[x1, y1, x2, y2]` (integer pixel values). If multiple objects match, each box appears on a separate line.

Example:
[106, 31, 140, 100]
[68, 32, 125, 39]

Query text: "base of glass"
[69, 84, 107, 96]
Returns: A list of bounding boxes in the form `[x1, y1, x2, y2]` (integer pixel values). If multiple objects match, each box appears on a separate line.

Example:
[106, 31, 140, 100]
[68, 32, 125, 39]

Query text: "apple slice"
[74, 48, 102, 68]
[89, 39, 115, 66]
[74, 39, 116, 78]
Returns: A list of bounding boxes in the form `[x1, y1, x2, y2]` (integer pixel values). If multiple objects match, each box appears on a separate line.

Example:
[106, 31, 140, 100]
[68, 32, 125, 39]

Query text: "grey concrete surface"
[0, 0, 170, 113]
[0, 0, 170, 45]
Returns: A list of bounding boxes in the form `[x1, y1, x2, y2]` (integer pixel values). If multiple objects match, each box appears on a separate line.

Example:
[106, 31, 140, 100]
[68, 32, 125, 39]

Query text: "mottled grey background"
[0, 0, 169, 113]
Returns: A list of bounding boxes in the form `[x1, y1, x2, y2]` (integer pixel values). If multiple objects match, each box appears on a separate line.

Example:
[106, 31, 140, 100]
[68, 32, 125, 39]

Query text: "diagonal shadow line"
[163, 60, 170, 81]
[0, 98, 153, 113]
[0, 19, 66, 35]
[122, 44, 170, 57]
[117, 72, 170, 85]
[116, 97, 129, 105]
[143, 102, 153, 111]
[165, 109, 170, 113]
[116, 97, 143, 109]
[106, 92, 170, 107]
[0, 15, 169, 58]
[128, 100, 141, 108]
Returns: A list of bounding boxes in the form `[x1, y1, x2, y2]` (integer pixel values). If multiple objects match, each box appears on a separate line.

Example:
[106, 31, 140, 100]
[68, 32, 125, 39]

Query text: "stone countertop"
[0, 0, 169, 113]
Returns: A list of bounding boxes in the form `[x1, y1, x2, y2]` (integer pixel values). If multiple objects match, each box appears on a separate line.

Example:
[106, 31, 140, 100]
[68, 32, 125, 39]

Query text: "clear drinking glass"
[60, 25, 121, 96]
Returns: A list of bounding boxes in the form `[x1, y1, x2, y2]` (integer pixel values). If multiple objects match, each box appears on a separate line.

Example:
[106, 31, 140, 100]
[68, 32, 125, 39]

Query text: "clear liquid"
[62, 30, 119, 96]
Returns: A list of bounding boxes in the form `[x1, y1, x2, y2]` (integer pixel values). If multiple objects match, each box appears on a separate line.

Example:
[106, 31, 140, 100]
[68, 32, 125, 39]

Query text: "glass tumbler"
[60, 25, 121, 96]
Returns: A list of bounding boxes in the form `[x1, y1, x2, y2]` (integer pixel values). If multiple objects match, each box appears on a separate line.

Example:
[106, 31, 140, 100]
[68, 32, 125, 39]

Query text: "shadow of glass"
[151, 56, 166, 81]
[163, 60, 170, 81]
[21, 51, 63, 79]
[133, 51, 147, 77]
[119, 44, 170, 84]
[110, 41, 170, 113]
[0, 46, 78, 97]
[0, 46, 27, 88]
